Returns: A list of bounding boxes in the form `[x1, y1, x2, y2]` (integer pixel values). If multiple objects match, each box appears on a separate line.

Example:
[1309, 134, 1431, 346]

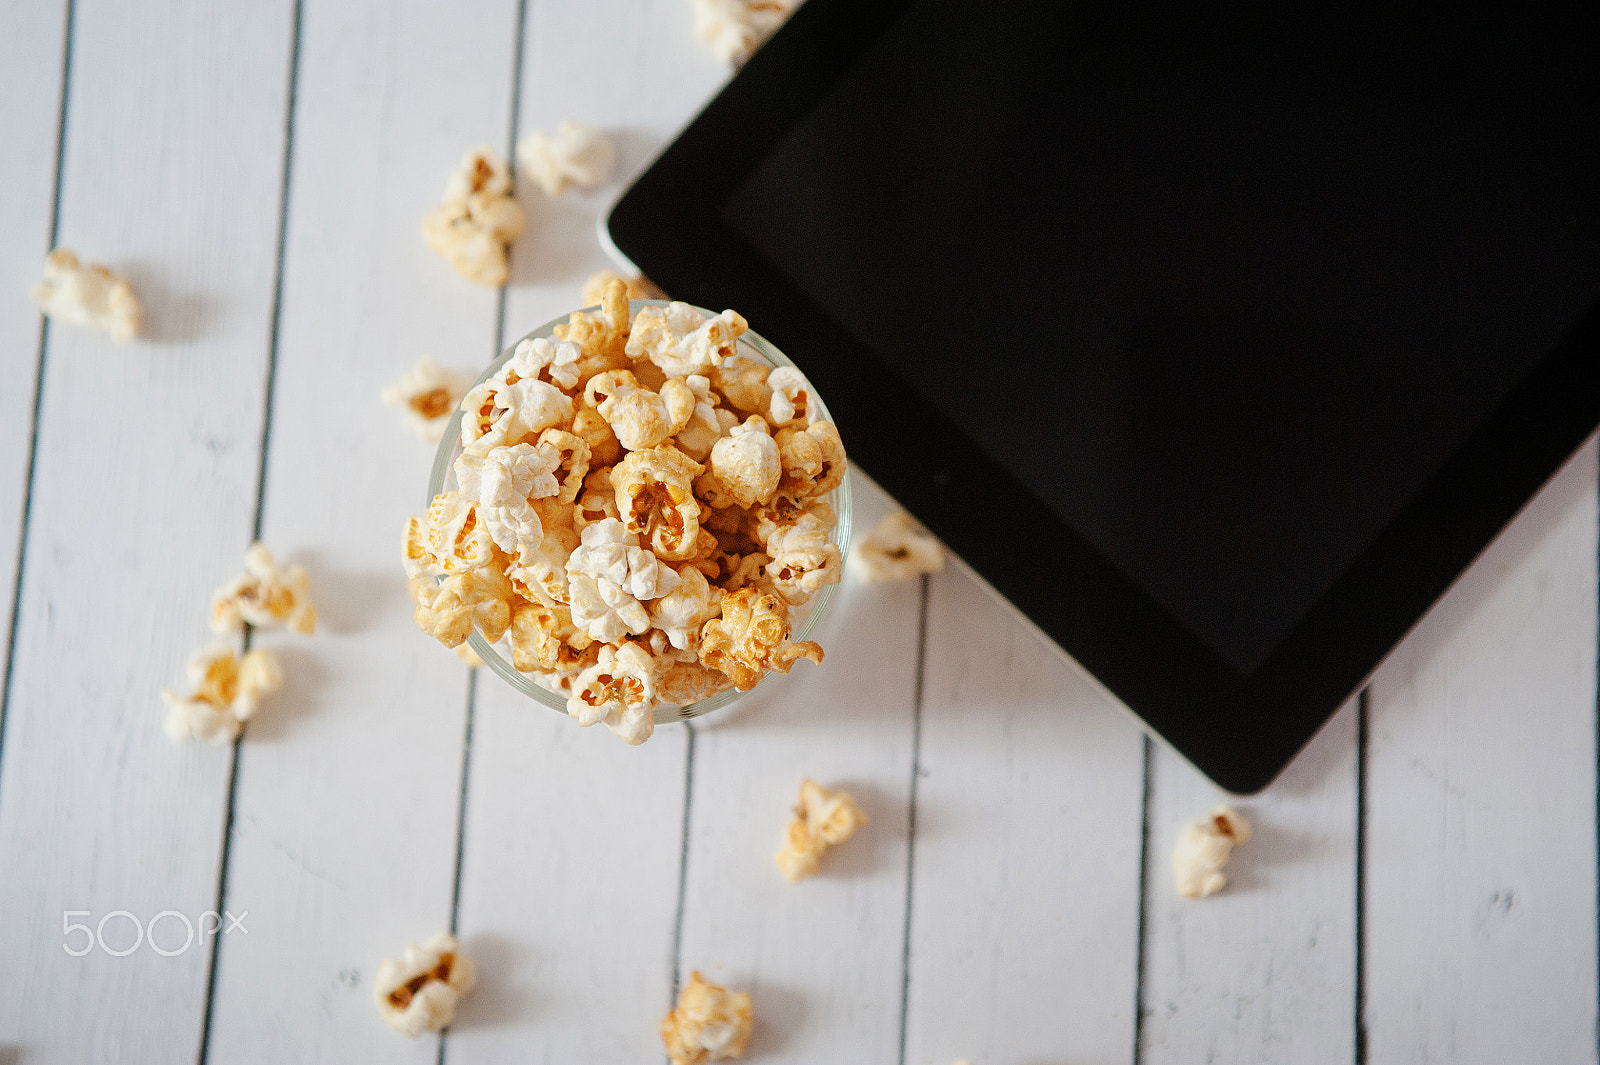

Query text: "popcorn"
[599, 379, 682, 452]
[567, 641, 659, 745]
[459, 373, 574, 453]
[707, 417, 781, 508]
[763, 511, 841, 604]
[775, 420, 846, 498]
[764, 366, 812, 427]
[516, 121, 616, 198]
[699, 586, 822, 690]
[582, 269, 665, 306]
[773, 778, 867, 882]
[373, 931, 477, 1037]
[161, 645, 283, 745]
[29, 248, 141, 342]
[566, 518, 679, 643]
[749, 493, 834, 547]
[612, 445, 704, 560]
[626, 302, 748, 377]
[1172, 805, 1252, 899]
[381, 358, 471, 442]
[691, 0, 798, 65]
[506, 335, 583, 392]
[659, 657, 735, 705]
[661, 970, 753, 1065]
[575, 465, 621, 529]
[850, 510, 943, 584]
[413, 564, 514, 648]
[572, 406, 622, 468]
[421, 146, 526, 286]
[555, 279, 631, 377]
[210, 542, 317, 635]
[507, 599, 596, 674]
[649, 564, 720, 651]
[403, 492, 495, 578]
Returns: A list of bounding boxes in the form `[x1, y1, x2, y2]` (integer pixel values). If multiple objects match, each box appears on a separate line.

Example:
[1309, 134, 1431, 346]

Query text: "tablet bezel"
[606, 0, 1600, 792]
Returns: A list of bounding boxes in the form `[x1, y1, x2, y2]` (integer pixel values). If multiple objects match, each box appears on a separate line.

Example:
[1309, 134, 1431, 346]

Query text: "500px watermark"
[62, 909, 248, 957]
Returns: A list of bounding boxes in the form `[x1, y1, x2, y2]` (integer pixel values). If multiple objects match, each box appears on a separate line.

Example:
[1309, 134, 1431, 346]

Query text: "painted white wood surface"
[903, 562, 1148, 1065]
[0, 0, 296, 1060]
[446, 2, 729, 1061]
[1364, 434, 1599, 1065]
[1139, 706, 1358, 1064]
[200, 1, 519, 1062]
[0, 0, 68, 692]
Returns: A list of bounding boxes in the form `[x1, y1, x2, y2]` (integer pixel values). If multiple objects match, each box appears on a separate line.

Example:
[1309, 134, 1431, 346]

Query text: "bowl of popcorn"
[403, 280, 850, 745]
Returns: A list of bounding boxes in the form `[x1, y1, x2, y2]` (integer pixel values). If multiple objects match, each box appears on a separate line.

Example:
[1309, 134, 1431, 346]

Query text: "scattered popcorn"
[849, 510, 944, 583]
[691, 0, 798, 65]
[402, 281, 846, 739]
[1172, 805, 1252, 899]
[381, 358, 471, 442]
[773, 778, 867, 882]
[162, 645, 283, 745]
[373, 931, 477, 1037]
[421, 146, 526, 286]
[581, 269, 665, 306]
[211, 542, 317, 635]
[661, 970, 753, 1065]
[29, 248, 141, 342]
[516, 121, 616, 198]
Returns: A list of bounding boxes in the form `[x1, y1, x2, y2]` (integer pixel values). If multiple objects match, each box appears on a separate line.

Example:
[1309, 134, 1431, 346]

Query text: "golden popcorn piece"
[421, 146, 526, 287]
[599, 381, 681, 452]
[516, 120, 616, 198]
[555, 279, 631, 379]
[764, 365, 813, 427]
[507, 599, 596, 674]
[380, 358, 470, 443]
[161, 644, 284, 745]
[775, 420, 846, 498]
[763, 511, 841, 605]
[582, 269, 665, 306]
[691, 0, 796, 65]
[1172, 805, 1252, 899]
[611, 445, 705, 561]
[403, 492, 495, 579]
[413, 564, 514, 649]
[658, 656, 735, 706]
[849, 510, 944, 583]
[574, 465, 621, 529]
[699, 586, 821, 691]
[373, 931, 477, 1038]
[537, 428, 592, 504]
[29, 247, 141, 342]
[648, 564, 721, 652]
[571, 406, 622, 468]
[707, 417, 781, 508]
[774, 778, 868, 882]
[749, 493, 834, 547]
[567, 641, 660, 745]
[210, 542, 317, 635]
[661, 970, 753, 1065]
[626, 301, 748, 378]
[708, 354, 771, 414]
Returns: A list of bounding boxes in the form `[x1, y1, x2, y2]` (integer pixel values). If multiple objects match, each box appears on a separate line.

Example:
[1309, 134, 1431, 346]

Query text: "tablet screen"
[723, 0, 1600, 673]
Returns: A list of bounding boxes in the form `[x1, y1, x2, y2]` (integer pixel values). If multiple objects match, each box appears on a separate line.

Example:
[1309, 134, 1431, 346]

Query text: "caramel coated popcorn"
[691, 0, 798, 65]
[421, 146, 527, 286]
[402, 282, 846, 740]
[773, 778, 867, 882]
[849, 510, 944, 583]
[30, 248, 142, 342]
[517, 121, 616, 197]
[382, 358, 470, 442]
[1172, 805, 1252, 899]
[211, 543, 316, 635]
[661, 970, 753, 1065]
[582, 269, 665, 306]
[162, 645, 283, 745]
[373, 931, 477, 1037]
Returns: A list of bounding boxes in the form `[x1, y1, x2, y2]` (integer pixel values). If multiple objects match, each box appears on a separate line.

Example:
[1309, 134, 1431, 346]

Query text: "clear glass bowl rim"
[426, 298, 853, 724]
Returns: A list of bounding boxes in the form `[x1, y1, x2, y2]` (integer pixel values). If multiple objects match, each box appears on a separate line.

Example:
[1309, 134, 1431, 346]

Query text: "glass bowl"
[427, 299, 852, 726]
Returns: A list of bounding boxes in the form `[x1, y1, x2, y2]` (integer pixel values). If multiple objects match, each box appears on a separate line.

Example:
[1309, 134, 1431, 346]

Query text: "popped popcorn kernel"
[691, 0, 798, 65]
[459, 371, 574, 453]
[1172, 805, 1252, 899]
[699, 586, 821, 691]
[707, 416, 781, 508]
[661, 970, 753, 1065]
[29, 248, 141, 342]
[774, 778, 868, 882]
[555, 279, 631, 378]
[649, 563, 721, 651]
[506, 335, 583, 393]
[763, 510, 841, 605]
[373, 931, 477, 1037]
[421, 146, 526, 286]
[210, 542, 317, 635]
[403, 492, 495, 579]
[566, 518, 679, 644]
[775, 420, 845, 498]
[382, 358, 471, 442]
[161, 645, 283, 745]
[517, 121, 616, 198]
[582, 269, 665, 306]
[507, 599, 597, 675]
[567, 641, 659, 745]
[708, 354, 771, 414]
[413, 564, 515, 648]
[626, 301, 747, 377]
[659, 656, 735, 705]
[764, 366, 813, 427]
[612, 445, 705, 561]
[849, 510, 944, 583]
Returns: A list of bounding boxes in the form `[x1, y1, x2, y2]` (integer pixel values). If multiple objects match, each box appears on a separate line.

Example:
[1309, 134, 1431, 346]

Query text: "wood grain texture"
[198, 0, 520, 1061]
[1139, 704, 1357, 1064]
[667, 475, 922, 1064]
[0, 0, 68, 694]
[444, 2, 728, 1060]
[0, 0, 296, 1060]
[1364, 434, 1599, 1065]
[904, 560, 1147, 1065]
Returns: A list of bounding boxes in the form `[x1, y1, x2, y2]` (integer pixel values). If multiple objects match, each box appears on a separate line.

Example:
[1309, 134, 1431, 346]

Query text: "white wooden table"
[1, 2, 1596, 1062]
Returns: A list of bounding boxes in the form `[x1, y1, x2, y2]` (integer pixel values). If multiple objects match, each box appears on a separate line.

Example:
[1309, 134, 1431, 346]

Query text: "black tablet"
[606, 0, 1600, 792]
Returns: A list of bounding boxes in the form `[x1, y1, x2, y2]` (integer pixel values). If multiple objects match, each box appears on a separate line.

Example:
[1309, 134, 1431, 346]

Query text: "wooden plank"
[0, 0, 296, 1059]
[903, 555, 1148, 1065]
[662, 474, 921, 1064]
[1138, 704, 1358, 1064]
[196, 0, 519, 1061]
[1364, 434, 1598, 1064]
[0, 2, 68, 712]
[443, 7, 739, 1057]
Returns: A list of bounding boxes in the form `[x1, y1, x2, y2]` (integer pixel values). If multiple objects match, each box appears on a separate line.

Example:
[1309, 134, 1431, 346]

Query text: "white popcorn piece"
[381, 358, 472, 442]
[161, 645, 284, 745]
[763, 510, 841, 604]
[459, 442, 561, 565]
[709, 354, 771, 414]
[598, 380, 680, 452]
[373, 931, 477, 1037]
[459, 374, 574, 453]
[517, 121, 616, 198]
[211, 542, 317, 635]
[849, 510, 944, 583]
[29, 248, 142, 342]
[567, 641, 659, 745]
[707, 416, 781, 508]
[422, 146, 527, 287]
[764, 366, 813, 427]
[673, 374, 727, 460]
[649, 563, 720, 651]
[625, 301, 748, 377]
[581, 269, 665, 306]
[661, 970, 754, 1065]
[691, 0, 798, 65]
[506, 335, 583, 393]
[566, 518, 680, 643]
[1172, 805, 1252, 899]
[774, 778, 867, 882]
